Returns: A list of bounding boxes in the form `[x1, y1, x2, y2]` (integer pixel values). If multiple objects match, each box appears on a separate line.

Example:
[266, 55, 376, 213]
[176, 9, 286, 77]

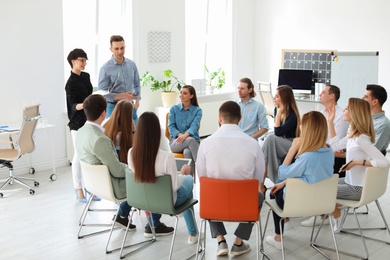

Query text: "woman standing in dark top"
[65, 48, 96, 202]
[261, 85, 301, 186]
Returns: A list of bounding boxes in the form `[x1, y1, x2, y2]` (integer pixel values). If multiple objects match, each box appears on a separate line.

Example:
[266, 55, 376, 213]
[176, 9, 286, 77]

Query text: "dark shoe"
[113, 215, 136, 230]
[144, 223, 174, 238]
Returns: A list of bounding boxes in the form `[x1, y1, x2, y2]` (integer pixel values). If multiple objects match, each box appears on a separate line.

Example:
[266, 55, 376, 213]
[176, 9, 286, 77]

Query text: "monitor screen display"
[278, 69, 313, 93]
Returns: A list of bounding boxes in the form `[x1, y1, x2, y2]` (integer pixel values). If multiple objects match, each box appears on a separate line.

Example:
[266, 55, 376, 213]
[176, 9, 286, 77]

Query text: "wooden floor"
[1, 162, 390, 260]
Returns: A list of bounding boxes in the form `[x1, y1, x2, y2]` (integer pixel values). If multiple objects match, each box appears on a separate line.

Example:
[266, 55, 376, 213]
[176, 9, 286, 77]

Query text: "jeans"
[148, 175, 197, 234]
[170, 137, 200, 176]
[106, 102, 138, 124]
[175, 175, 197, 236]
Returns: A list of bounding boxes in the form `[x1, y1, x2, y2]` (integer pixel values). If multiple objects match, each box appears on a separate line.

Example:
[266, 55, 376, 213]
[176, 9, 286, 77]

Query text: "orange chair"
[195, 177, 262, 260]
[165, 113, 185, 159]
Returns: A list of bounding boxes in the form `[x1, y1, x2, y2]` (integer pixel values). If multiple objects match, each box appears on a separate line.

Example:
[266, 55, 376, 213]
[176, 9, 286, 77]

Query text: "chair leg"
[195, 219, 207, 260]
[279, 219, 286, 260]
[0, 167, 37, 192]
[118, 209, 156, 259]
[342, 200, 390, 243]
[260, 209, 272, 259]
[312, 209, 369, 259]
[310, 215, 340, 260]
[77, 194, 118, 239]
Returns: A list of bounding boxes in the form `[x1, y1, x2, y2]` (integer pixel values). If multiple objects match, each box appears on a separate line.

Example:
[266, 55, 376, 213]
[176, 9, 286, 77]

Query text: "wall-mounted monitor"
[278, 69, 313, 95]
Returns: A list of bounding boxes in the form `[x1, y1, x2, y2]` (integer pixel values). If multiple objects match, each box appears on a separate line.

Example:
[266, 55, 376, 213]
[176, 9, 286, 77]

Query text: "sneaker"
[231, 241, 251, 256]
[301, 216, 330, 227]
[144, 223, 174, 238]
[216, 241, 229, 256]
[188, 232, 204, 245]
[332, 208, 347, 233]
[265, 235, 282, 250]
[113, 215, 136, 230]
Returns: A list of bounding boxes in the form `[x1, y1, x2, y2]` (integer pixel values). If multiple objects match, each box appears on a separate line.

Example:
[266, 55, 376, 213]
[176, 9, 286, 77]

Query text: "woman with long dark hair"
[128, 112, 200, 244]
[261, 85, 301, 187]
[168, 85, 202, 176]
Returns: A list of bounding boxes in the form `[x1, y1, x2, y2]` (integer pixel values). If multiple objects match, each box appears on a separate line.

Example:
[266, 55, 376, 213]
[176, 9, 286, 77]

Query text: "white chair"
[262, 175, 340, 260]
[314, 166, 390, 259]
[0, 104, 41, 197]
[258, 82, 275, 118]
[78, 161, 127, 254]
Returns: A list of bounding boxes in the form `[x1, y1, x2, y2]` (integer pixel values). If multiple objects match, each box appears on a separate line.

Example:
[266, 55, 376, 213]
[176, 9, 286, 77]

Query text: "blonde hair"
[277, 85, 301, 137]
[297, 111, 328, 157]
[348, 98, 375, 143]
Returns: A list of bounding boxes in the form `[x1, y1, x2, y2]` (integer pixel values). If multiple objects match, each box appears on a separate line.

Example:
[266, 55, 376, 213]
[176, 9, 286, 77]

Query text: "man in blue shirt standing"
[98, 35, 141, 123]
[236, 78, 268, 139]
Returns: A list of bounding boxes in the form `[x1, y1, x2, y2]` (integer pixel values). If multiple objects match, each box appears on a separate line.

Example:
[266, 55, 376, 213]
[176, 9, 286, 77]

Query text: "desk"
[0, 123, 56, 174]
[295, 96, 321, 115]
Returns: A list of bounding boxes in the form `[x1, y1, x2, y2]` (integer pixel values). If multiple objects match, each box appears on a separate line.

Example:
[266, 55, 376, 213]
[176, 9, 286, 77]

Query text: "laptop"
[175, 158, 192, 172]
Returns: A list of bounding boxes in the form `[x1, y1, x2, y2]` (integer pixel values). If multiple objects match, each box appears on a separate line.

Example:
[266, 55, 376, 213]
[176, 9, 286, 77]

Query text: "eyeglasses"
[76, 58, 87, 63]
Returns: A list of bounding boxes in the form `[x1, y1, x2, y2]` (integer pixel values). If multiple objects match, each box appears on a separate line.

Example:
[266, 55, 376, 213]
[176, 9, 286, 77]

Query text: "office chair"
[196, 177, 262, 260]
[119, 172, 198, 259]
[262, 175, 340, 260]
[258, 82, 275, 118]
[0, 104, 41, 197]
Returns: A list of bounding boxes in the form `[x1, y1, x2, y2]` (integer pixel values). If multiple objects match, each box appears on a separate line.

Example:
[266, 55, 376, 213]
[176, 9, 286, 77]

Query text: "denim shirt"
[98, 56, 141, 102]
[168, 103, 202, 140]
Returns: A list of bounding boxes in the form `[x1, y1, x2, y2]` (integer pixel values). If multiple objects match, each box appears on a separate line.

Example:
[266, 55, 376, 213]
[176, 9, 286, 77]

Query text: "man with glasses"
[98, 35, 141, 123]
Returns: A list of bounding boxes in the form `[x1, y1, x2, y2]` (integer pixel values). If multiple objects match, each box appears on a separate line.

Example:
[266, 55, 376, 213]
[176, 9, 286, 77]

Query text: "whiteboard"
[331, 51, 379, 108]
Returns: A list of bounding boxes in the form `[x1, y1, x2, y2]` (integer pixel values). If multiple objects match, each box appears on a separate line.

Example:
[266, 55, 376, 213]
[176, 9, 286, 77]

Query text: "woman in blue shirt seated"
[261, 85, 301, 187]
[265, 111, 334, 250]
[168, 85, 202, 176]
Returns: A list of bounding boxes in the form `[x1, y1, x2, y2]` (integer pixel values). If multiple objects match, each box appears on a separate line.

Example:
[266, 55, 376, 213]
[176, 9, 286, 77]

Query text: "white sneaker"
[301, 216, 330, 227]
[188, 232, 204, 245]
[332, 209, 347, 233]
[265, 235, 282, 250]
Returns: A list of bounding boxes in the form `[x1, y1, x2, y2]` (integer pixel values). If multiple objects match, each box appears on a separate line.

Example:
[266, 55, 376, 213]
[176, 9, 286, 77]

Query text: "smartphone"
[338, 160, 353, 173]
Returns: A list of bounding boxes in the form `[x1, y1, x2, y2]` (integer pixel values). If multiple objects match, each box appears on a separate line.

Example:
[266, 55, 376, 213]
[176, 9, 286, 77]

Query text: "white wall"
[255, 0, 390, 113]
[134, 0, 186, 114]
[0, 0, 68, 176]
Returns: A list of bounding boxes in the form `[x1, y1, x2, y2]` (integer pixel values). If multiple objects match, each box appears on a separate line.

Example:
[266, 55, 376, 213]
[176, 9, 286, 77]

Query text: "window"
[185, 0, 232, 93]
[62, 0, 133, 87]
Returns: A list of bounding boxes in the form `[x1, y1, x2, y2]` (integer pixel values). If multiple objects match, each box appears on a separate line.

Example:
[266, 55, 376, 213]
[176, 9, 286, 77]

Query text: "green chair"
[119, 172, 198, 259]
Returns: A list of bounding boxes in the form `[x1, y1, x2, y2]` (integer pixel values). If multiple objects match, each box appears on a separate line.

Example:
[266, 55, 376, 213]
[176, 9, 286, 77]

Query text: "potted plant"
[204, 65, 226, 94]
[141, 69, 185, 107]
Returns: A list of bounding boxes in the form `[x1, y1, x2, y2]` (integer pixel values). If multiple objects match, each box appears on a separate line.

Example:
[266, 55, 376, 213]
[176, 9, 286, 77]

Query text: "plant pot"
[206, 85, 215, 94]
[161, 91, 177, 108]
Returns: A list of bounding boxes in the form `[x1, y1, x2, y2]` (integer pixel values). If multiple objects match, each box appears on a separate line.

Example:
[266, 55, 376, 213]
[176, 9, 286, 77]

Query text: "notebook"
[175, 158, 192, 172]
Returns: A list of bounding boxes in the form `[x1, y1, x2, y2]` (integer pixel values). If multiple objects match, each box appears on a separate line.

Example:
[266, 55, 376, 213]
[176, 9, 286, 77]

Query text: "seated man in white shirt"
[301, 84, 349, 227]
[197, 101, 265, 257]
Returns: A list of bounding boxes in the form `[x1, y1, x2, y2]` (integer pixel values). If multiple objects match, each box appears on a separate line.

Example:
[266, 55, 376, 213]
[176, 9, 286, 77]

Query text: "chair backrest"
[17, 104, 41, 155]
[80, 161, 119, 201]
[199, 177, 259, 222]
[165, 113, 170, 139]
[125, 171, 176, 215]
[258, 82, 275, 117]
[358, 166, 390, 206]
[282, 174, 339, 217]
